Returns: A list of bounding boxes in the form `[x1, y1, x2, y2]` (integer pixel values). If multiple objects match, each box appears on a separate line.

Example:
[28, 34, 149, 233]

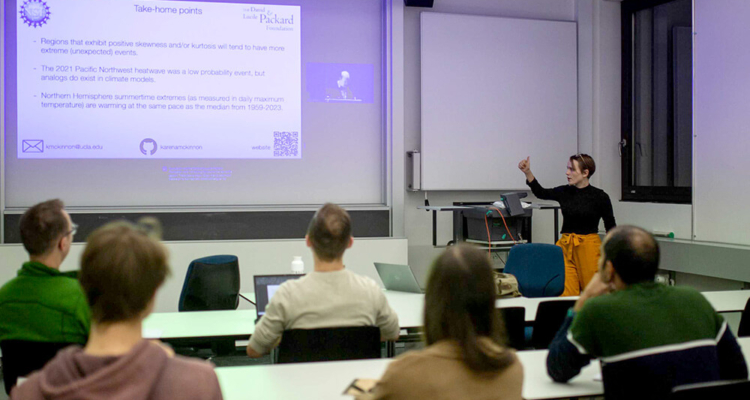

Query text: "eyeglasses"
[66, 223, 79, 237]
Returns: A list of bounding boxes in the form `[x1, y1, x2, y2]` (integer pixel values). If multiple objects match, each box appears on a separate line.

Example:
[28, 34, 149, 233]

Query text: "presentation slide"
[4, 0, 385, 208]
[17, 0, 301, 159]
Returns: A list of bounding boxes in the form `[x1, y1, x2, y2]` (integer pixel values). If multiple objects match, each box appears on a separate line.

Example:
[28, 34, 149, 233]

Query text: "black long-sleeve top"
[526, 178, 616, 234]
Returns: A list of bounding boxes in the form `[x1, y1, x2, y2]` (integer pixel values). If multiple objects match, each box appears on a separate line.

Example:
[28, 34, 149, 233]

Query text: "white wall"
[0, 237, 408, 313]
[401, 0, 611, 281]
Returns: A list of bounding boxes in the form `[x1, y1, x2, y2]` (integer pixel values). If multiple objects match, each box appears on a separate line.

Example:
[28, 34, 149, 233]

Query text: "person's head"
[567, 153, 596, 186]
[19, 199, 75, 265]
[80, 219, 170, 325]
[339, 71, 350, 86]
[600, 225, 660, 286]
[424, 244, 514, 372]
[306, 203, 353, 263]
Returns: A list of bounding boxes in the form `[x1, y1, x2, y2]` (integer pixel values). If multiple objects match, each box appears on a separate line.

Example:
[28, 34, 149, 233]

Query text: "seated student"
[247, 203, 400, 357]
[359, 244, 523, 400]
[0, 199, 90, 349]
[11, 219, 223, 400]
[547, 225, 748, 400]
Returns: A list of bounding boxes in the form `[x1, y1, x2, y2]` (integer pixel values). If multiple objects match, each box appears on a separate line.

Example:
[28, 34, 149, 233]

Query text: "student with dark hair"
[247, 203, 399, 357]
[360, 244, 522, 400]
[11, 219, 223, 400]
[547, 225, 747, 400]
[0, 199, 89, 347]
[518, 154, 616, 296]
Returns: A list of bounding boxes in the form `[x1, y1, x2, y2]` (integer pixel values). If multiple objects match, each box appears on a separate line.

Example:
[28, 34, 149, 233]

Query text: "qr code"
[273, 131, 299, 157]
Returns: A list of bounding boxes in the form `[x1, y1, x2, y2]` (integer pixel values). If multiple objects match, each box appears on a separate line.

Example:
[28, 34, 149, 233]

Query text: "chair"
[1, 340, 74, 395]
[178, 255, 240, 312]
[503, 244, 565, 298]
[275, 326, 381, 364]
[671, 380, 750, 400]
[738, 298, 750, 337]
[531, 300, 576, 349]
[177, 255, 240, 356]
[498, 307, 526, 350]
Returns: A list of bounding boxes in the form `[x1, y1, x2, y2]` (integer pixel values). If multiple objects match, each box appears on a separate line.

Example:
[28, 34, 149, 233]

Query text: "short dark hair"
[19, 199, 69, 256]
[602, 225, 660, 284]
[80, 219, 170, 324]
[424, 244, 514, 372]
[570, 153, 596, 178]
[306, 203, 351, 262]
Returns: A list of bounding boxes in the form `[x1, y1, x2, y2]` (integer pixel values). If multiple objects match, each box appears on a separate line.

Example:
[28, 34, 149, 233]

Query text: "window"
[621, 0, 692, 203]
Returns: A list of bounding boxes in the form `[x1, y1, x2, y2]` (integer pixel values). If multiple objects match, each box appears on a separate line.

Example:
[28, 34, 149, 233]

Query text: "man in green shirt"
[0, 199, 91, 345]
[547, 225, 747, 400]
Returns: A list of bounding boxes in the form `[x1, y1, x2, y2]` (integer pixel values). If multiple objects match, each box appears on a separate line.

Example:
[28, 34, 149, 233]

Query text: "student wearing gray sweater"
[247, 203, 400, 357]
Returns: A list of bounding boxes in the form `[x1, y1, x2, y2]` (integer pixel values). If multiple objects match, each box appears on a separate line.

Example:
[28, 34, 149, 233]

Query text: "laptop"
[253, 274, 304, 323]
[374, 262, 424, 294]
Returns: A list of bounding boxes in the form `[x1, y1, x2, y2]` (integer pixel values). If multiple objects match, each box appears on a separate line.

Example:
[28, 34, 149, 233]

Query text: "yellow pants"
[556, 233, 602, 296]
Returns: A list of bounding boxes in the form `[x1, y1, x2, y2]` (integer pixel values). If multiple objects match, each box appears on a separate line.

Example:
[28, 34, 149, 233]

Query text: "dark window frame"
[621, 0, 692, 204]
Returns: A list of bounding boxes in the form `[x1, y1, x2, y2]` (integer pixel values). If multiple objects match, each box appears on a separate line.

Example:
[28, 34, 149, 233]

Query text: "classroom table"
[145, 290, 750, 342]
[215, 337, 750, 400]
[702, 290, 750, 313]
[215, 348, 603, 400]
[142, 309, 256, 344]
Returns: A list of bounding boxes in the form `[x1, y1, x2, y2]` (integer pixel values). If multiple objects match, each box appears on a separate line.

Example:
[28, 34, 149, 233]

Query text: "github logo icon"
[140, 138, 157, 155]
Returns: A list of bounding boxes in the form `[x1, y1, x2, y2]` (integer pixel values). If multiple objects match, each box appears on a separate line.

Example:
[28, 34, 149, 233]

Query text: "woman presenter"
[518, 154, 616, 296]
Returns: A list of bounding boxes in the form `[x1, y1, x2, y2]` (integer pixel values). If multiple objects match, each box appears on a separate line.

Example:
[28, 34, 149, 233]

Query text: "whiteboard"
[420, 13, 578, 190]
[693, 0, 750, 245]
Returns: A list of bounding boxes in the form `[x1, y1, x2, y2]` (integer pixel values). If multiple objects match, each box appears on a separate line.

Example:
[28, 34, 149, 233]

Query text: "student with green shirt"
[546, 225, 747, 400]
[0, 199, 90, 346]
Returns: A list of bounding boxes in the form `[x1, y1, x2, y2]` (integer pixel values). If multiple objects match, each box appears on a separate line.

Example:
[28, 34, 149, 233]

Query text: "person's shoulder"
[161, 355, 220, 390]
[588, 185, 611, 198]
[167, 354, 217, 374]
[668, 285, 712, 307]
[341, 270, 382, 291]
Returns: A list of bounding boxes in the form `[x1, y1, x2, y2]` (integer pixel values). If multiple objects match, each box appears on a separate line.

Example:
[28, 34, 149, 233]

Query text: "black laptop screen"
[254, 274, 304, 317]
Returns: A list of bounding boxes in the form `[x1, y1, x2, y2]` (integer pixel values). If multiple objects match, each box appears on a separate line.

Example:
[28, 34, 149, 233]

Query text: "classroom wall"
[0, 237, 408, 313]
[401, 0, 598, 283]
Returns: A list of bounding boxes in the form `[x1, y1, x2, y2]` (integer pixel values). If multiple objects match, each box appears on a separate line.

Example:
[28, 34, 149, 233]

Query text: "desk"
[142, 309, 255, 344]
[143, 290, 750, 344]
[215, 338, 750, 400]
[702, 290, 750, 313]
[215, 349, 602, 400]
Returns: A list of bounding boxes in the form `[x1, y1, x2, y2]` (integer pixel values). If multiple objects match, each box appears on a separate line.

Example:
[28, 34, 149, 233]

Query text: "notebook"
[374, 262, 424, 294]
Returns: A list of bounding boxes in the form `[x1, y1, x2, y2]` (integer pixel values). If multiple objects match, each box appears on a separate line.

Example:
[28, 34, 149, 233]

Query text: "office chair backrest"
[276, 326, 381, 364]
[1, 340, 74, 395]
[738, 298, 750, 337]
[531, 300, 576, 349]
[498, 307, 526, 350]
[671, 379, 750, 400]
[503, 244, 565, 298]
[178, 255, 240, 312]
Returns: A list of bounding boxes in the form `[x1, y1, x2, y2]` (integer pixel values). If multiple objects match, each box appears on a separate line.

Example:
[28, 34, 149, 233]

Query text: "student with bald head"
[547, 225, 747, 400]
[247, 203, 400, 358]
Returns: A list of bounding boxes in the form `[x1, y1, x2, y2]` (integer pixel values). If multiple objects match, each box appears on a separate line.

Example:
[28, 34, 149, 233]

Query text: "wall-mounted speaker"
[405, 0, 434, 7]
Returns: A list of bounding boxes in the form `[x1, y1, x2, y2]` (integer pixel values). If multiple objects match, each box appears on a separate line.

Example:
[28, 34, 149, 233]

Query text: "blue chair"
[179, 255, 240, 312]
[177, 255, 240, 357]
[503, 243, 565, 298]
